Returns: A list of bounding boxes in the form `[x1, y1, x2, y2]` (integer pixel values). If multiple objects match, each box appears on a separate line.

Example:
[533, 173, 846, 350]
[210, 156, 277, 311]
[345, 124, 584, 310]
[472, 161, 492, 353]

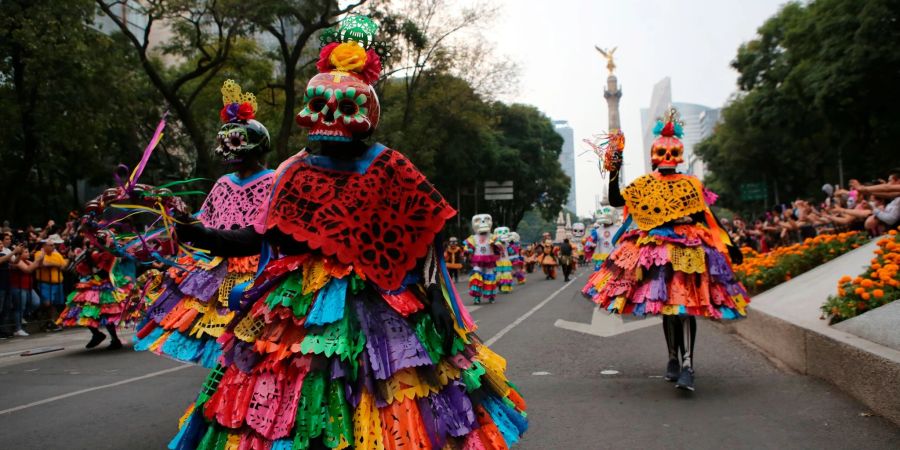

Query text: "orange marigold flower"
[854, 287, 865, 295]
[861, 292, 871, 300]
[861, 279, 874, 288]
[838, 275, 852, 284]
[872, 289, 884, 298]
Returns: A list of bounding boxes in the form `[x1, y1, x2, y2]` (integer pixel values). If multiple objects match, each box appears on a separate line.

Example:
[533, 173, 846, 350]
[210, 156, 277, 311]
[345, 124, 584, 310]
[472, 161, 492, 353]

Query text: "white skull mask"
[472, 214, 493, 234]
[572, 223, 586, 238]
[509, 232, 520, 243]
[493, 226, 511, 243]
[595, 206, 616, 225]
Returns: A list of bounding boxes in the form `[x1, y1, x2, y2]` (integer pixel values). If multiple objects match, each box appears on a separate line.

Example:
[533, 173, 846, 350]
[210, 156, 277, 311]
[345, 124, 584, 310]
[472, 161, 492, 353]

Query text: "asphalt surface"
[0, 268, 898, 449]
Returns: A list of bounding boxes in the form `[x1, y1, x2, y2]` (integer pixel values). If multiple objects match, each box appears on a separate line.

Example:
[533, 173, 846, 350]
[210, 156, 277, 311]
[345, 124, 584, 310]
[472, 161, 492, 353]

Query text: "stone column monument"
[595, 46, 622, 205]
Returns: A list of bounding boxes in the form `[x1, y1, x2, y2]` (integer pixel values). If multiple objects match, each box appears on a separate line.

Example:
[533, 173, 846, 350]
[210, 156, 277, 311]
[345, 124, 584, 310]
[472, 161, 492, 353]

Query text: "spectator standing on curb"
[9, 247, 43, 336]
[0, 232, 18, 339]
[34, 234, 66, 331]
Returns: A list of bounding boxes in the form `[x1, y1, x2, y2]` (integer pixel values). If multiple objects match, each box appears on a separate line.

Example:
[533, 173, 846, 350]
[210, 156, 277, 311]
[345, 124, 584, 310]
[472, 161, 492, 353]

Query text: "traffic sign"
[485, 181, 513, 200]
[740, 182, 767, 201]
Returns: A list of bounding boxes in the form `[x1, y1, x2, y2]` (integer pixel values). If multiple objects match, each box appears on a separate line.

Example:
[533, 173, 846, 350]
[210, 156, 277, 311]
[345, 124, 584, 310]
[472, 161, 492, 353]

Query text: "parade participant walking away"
[134, 80, 275, 368]
[591, 206, 621, 271]
[169, 16, 527, 449]
[57, 232, 136, 349]
[443, 237, 465, 283]
[538, 232, 559, 280]
[493, 226, 515, 293]
[509, 232, 527, 284]
[583, 109, 749, 392]
[559, 238, 575, 282]
[466, 214, 500, 304]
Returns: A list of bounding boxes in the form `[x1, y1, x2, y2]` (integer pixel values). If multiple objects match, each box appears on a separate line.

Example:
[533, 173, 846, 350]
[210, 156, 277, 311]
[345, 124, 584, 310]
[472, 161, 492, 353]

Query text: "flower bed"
[734, 232, 868, 296]
[822, 229, 900, 324]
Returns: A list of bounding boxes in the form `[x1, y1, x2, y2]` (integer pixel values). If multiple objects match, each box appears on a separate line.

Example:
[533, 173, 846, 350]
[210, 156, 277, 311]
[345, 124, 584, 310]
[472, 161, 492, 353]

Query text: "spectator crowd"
[722, 169, 900, 253]
[0, 217, 85, 339]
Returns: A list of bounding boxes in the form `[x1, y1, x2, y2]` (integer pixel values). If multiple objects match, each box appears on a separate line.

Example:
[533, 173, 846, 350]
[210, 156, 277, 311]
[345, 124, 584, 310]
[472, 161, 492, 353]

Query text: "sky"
[488, 0, 789, 216]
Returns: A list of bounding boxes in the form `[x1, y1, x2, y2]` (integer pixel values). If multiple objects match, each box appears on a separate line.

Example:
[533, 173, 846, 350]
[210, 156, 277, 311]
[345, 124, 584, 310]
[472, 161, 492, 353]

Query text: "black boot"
[86, 327, 106, 349]
[106, 324, 122, 350]
[662, 317, 681, 381]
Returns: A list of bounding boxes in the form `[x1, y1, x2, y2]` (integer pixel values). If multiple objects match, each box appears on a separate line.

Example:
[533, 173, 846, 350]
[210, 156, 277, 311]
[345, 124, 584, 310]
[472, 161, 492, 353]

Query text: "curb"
[732, 308, 900, 425]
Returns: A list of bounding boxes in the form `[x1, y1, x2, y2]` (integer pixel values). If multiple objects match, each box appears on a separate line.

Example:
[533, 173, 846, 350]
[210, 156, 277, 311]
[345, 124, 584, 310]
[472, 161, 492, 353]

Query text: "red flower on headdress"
[317, 43, 340, 73]
[237, 102, 255, 121]
[661, 122, 675, 137]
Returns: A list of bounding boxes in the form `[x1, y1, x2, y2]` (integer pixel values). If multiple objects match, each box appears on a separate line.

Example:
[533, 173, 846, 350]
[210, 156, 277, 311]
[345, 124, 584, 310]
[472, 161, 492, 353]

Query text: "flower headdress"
[652, 107, 684, 139]
[219, 79, 257, 123]
[315, 15, 391, 85]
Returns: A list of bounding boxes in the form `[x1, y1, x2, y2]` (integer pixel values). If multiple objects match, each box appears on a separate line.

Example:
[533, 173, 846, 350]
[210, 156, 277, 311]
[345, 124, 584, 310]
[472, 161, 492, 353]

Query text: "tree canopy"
[0, 0, 570, 229]
[697, 0, 900, 216]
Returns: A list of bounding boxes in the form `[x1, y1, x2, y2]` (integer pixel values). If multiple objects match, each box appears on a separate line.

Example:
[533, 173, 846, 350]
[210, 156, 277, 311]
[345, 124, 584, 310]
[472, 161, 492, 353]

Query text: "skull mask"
[572, 223, 586, 238]
[650, 135, 683, 170]
[448, 237, 459, 246]
[493, 226, 511, 243]
[509, 232, 520, 243]
[296, 72, 381, 142]
[595, 206, 616, 225]
[472, 214, 493, 234]
[215, 119, 271, 162]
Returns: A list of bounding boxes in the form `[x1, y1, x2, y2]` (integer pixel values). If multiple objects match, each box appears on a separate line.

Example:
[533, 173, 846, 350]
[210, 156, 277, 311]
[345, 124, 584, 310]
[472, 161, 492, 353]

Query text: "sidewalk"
[733, 239, 900, 424]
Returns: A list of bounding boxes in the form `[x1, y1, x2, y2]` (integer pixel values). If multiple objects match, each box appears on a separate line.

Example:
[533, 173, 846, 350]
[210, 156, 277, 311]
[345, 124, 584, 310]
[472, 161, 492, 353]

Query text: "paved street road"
[1, 269, 898, 449]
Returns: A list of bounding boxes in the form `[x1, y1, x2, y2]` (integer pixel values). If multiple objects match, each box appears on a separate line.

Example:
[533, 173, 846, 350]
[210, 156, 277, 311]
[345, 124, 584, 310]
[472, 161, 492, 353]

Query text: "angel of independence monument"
[596, 46, 622, 206]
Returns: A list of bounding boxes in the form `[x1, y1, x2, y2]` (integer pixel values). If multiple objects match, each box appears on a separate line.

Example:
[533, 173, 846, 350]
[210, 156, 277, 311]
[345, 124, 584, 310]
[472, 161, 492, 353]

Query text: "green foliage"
[697, 0, 900, 217]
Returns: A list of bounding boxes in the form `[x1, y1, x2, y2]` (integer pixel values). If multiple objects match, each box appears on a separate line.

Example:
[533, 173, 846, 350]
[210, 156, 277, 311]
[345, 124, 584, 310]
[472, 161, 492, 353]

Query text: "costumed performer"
[590, 206, 620, 271]
[537, 232, 559, 280]
[443, 237, 465, 283]
[571, 223, 586, 266]
[57, 229, 136, 350]
[169, 15, 528, 449]
[493, 227, 515, 293]
[465, 214, 500, 304]
[135, 80, 275, 368]
[509, 232, 526, 284]
[582, 108, 749, 391]
[523, 243, 536, 274]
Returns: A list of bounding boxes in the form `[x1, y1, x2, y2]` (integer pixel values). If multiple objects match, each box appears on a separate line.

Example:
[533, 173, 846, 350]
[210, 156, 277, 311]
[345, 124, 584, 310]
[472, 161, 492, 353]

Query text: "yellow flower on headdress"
[329, 42, 368, 72]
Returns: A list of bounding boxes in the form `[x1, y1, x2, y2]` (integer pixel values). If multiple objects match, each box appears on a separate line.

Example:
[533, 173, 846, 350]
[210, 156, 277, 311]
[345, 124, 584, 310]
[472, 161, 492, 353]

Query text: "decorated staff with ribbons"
[169, 15, 527, 449]
[582, 109, 749, 392]
[465, 214, 500, 304]
[134, 80, 275, 368]
[443, 237, 465, 283]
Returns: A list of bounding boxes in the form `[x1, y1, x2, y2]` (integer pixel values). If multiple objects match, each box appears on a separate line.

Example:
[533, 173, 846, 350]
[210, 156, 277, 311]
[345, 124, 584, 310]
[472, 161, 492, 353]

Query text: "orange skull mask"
[650, 135, 683, 170]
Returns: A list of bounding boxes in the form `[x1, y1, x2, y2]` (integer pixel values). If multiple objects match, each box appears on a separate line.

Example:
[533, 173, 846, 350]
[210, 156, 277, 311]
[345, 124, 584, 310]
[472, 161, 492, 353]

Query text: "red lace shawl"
[259, 146, 455, 290]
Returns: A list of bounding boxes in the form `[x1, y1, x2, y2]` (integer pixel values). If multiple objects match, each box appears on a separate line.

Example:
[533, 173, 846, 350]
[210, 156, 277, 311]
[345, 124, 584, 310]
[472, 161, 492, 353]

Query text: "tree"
[0, 0, 158, 221]
[96, 0, 249, 176]
[697, 0, 900, 216]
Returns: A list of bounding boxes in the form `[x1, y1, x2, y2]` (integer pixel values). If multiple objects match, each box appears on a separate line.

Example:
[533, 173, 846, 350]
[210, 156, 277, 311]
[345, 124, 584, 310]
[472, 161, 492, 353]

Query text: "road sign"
[740, 182, 767, 201]
[485, 181, 513, 200]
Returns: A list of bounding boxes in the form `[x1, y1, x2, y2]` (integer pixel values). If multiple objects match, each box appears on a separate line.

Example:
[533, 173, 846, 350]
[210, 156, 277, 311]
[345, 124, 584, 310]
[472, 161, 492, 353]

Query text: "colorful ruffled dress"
[135, 170, 275, 367]
[57, 251, 137, 328]
[583, 172, 750, 318]
[509, 244, 526, 284]
[494, 244, 514, 293]
[171, 144, 528, 449]
[465, 234, 499, 303]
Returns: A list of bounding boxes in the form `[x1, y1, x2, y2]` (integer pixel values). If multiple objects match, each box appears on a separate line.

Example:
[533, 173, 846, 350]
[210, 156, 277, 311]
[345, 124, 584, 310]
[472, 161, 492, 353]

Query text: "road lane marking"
[555, 305, 660, 337]
[0, 364, 192, 416]
[484, 274, 579, 347]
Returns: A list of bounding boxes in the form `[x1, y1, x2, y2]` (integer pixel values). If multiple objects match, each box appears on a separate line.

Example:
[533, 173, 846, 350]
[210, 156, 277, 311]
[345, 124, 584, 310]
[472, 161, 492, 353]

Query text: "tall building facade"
[640, 78, 719, 180]
[553, 120, 577, 213]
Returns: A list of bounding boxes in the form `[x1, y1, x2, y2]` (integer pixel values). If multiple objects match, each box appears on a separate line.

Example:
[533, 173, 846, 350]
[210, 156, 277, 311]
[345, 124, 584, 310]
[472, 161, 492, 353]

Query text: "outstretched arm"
[607, 167, 625, 207]
[176, 224, 263, 257]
